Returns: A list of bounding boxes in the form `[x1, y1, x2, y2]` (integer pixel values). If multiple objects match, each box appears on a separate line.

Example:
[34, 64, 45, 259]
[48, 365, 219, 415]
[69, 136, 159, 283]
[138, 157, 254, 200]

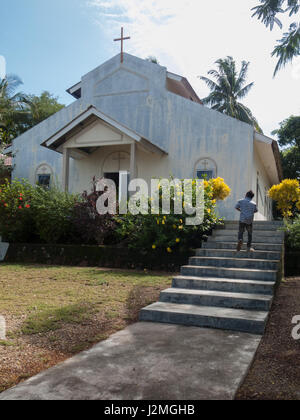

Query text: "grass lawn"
[0, 263, 172, 392]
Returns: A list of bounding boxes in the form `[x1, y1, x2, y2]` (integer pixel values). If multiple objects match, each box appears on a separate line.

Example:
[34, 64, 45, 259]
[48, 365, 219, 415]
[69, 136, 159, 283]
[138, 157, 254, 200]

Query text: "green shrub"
[0, 179, 79, 244]
[0, 179, 35, 242]
[115, 178, 225, 253]
[284, 215, 300, 250]
[30, 186, 79, 244]
[0, 176, 229, 251]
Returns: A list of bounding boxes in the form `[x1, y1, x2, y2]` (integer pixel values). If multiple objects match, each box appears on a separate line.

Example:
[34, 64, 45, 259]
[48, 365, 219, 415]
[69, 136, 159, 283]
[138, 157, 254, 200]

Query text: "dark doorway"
[104, 172, 119, 192]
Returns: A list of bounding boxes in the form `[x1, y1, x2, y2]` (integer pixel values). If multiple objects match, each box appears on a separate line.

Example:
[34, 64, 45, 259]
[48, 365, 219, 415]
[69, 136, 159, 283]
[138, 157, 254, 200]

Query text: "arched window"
[102, 151, 130, 174]
[194, 158, 217, 180]
[35, 164, 53, 189]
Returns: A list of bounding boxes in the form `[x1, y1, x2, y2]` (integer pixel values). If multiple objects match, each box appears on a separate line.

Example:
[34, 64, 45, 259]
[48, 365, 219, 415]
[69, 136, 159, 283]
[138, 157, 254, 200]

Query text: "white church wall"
[162, 92, 254, 221]
[10, 53, 268, 221]
[11, 99, 86, 188]
[252, 143, 273, 220]
[75, 54, 255, 220]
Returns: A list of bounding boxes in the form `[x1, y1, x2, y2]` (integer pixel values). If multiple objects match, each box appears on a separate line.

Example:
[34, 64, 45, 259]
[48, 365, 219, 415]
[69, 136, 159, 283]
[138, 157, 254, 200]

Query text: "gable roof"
[66, 54, 202, 105]
[41, 105, 167, 156]
[254, 132, 283, 184]
[166, 72, 202, 104]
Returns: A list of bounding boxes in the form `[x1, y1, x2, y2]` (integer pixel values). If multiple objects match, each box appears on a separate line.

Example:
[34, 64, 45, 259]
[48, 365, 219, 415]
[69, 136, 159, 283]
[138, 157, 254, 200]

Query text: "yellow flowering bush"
[116, 176, 229, 253]
[209, 177, 231, 201]
[268, 179, 300, 218]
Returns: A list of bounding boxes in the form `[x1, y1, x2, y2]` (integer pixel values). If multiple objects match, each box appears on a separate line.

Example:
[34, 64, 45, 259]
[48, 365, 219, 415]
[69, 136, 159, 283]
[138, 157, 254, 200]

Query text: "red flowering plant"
[71, 177, 118, 245]
[0, 179, 79, 244]
[0, 179, 34, 242]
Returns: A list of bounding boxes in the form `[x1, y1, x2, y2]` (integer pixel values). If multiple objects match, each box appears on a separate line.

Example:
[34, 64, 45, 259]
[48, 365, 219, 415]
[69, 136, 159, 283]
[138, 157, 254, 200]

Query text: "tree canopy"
[145, 56, 160, 64]
[0, 75, 29, 144]
[199, 56, 262, 132]
[25, 91, 64, 129]
[272, 115, 300, 180]
[251, 0, 300, 75]
[0, 75, 64, 146]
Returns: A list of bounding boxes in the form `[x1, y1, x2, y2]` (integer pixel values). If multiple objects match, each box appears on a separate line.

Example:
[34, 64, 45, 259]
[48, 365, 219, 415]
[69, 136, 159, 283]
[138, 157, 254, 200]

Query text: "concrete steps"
[140, 220, 284, 335]
[181, 265, 277, 281]
[160, 288, 273, 311]
[203, 241, 283, 252]
[222, 221, 283, 231]
[196, 248, 281, 261]
[140, 302, 268, 335]
[208, 235, 283, 244]
[214, 229, 284, 238]
[172, 275, 275, 295]
[189, 256, 279, 270]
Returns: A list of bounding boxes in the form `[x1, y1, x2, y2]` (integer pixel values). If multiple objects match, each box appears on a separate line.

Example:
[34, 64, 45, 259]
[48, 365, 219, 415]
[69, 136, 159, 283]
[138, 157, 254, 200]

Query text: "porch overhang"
[41, 105, 167, 157]
[254, 131, 283, 185]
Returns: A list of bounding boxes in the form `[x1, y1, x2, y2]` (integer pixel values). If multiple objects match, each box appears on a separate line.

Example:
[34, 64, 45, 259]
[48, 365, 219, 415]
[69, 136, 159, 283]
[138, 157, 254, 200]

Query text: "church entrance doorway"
[104, 172, 120, 192]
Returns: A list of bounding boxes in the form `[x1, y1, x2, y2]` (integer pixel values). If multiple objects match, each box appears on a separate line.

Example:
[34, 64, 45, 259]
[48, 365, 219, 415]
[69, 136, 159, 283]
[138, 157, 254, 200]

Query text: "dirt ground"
[1, 264, 299, 399]
[0, 264, 172, 392]
[236, 276, 300, 400]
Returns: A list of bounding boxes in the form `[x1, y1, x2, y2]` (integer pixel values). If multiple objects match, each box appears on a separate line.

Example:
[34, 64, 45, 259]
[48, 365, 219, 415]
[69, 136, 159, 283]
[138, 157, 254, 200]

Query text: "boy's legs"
[246, 223, 253, 250]
[237, 222, 245, 251]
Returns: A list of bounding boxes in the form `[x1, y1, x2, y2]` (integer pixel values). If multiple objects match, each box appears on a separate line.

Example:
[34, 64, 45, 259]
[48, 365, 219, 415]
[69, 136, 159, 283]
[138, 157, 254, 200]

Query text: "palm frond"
[272, 22, 300, 76]
[200, 56, 259, 128]
[236, 61, 250, 91]
[236, 82, 255, 99]
[198, 76, 220, 91]
[0, 74, 23, 98]
[202, 91, 227, 107]
[251, 0, 284, 30]
[286, 0, 300, 16]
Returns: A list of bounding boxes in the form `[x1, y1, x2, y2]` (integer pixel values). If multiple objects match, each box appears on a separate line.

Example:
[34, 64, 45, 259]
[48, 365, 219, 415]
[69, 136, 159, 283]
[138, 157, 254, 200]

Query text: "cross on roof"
[114, 27, 130, 64]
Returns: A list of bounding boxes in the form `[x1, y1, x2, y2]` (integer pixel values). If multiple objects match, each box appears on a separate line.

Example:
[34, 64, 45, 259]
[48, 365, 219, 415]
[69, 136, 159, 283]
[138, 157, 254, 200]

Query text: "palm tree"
[146, 56, 160, 64]
[272, 22, 300, 76]
[199, 57, 262, 132]
[251, 0, 300, 76]
[0, 74, 28, 144]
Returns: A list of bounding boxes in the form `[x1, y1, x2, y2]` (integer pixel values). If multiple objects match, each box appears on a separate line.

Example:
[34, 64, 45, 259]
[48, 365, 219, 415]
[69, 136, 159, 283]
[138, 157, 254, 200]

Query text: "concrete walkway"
[0, 322, 261, 400]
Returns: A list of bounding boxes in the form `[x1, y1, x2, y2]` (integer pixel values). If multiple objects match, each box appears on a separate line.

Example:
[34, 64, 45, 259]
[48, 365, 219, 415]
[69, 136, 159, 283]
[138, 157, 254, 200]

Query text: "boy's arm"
[235, 201, 241, 212]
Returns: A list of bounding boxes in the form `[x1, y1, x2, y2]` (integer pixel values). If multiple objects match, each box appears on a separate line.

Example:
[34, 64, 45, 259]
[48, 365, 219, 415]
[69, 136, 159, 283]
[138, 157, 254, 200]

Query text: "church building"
[4, 52, 282, 220]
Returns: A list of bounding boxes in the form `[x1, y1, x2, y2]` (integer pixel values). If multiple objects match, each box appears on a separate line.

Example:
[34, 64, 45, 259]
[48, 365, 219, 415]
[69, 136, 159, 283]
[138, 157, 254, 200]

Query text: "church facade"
[5, 53, 282, 220]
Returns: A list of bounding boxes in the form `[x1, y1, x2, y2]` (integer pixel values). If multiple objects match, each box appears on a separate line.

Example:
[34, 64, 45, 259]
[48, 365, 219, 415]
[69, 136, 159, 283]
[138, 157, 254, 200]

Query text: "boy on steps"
[235, 190, 258, 252]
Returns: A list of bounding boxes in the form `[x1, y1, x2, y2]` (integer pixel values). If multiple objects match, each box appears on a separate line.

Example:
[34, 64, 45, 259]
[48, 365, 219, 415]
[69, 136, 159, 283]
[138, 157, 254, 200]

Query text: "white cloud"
[89, 0, 300, 136]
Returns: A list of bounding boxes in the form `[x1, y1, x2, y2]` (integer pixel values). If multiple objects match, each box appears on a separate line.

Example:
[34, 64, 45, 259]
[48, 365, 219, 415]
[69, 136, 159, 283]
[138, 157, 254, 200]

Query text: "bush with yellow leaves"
[208, 177, 231, 201]
[268, 179, 300, 218]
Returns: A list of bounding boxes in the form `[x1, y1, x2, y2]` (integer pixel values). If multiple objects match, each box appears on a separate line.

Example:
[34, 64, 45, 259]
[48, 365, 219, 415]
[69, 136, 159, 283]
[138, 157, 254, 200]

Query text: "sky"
[1, 0, 300, 137]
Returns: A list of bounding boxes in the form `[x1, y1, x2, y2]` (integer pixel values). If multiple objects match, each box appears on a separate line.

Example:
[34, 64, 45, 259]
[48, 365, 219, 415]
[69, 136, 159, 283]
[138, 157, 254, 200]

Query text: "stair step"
[209, 235, 283, 244]
[172, 276, 275, 295]
[160, 288, 273, 311]
[224, 221, 283, 227]
[189, 256, 279, 270]
[139, 302, 268, 335]
[181, 265, 277, 282]
[202, 241, 283, 252]
[139, 220, 283, 335]
[196, 248, 281, 261]
[216, 223, 284, 233]
[213, 230, 284, 238]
